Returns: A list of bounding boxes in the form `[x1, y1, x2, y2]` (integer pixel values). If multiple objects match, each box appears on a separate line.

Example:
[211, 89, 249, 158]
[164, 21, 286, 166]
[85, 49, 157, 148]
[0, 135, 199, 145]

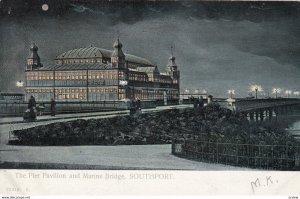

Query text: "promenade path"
[0, 104, 192, 125]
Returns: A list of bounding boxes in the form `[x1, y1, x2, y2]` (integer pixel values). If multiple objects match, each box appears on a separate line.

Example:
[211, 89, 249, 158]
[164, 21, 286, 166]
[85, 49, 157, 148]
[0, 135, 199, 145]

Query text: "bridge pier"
[274, 107, 279, 120]
[255, 111, 259, 122]
[245, 108, 277, 122]
[249, 112, 254, 121]
[264, 109, 269, 121]
[260, 110, 264, 121]
[268, 108, 273, 120]
[230, 98, 300, 122]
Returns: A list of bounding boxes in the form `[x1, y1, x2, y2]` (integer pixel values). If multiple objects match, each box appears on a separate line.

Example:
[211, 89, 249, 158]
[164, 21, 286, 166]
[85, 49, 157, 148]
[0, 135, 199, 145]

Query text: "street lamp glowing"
[228, 89, 235, 94]
[285, 90, 292, 94]
[184, 89, 190, 93]
[228, 89, 235, 98]
[272, 88, 281, 98]
[250, 84, 263, 92]
[285, 90, 292, 98]
[16, 81, 24, 88]
[250, 84, 263, 99]
[293, 91, 300, 98]
[272, 88, 281, 93]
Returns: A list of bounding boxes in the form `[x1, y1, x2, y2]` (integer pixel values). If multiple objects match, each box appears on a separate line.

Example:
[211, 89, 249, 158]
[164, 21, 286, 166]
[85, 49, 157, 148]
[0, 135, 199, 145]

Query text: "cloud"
[114, 16, 300, 97]
[0, 2, 299, 98]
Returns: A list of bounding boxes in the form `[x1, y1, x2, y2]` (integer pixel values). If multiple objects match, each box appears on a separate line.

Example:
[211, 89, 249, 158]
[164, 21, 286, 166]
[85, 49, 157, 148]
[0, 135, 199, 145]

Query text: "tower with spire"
[26, 43, 43, 70]
[111, 38, 126, 68]
[167, 46, 180, 84]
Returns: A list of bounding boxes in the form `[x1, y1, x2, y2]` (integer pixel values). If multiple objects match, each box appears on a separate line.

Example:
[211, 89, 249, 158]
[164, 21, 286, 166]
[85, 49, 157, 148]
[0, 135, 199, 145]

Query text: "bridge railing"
[0, 99, 175, 117]
[172, 139, 300, 170]
[219, 98, 300, 112]
[0, 101, 125, 117]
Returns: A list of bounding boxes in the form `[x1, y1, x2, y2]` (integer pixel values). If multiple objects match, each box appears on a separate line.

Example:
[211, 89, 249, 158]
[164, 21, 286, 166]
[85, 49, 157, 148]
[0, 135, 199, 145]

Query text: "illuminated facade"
[24, 40, 180, 102]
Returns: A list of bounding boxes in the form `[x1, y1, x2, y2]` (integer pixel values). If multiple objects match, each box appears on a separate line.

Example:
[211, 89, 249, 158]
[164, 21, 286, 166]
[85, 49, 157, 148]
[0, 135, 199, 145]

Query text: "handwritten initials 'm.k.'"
[251, 178, 261, 193]
[266, 176, 273, 186]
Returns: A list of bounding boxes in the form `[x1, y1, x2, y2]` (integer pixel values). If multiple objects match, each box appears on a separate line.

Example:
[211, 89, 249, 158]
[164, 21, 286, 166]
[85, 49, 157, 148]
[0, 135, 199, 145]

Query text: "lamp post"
[194, 89, 200, 99]
[16, 80, 24, 98]
[184, 88, 190, 102]
[293, 91, 300, 98]
[255, 87, 258, 99]
[272, 88, 281, 99]
[185, 88, 190, 98]
[285, 90, 292, 98]
[250, 84, 263, 100]
[16, 80, 24, 88]
[265, 89, 270, 98]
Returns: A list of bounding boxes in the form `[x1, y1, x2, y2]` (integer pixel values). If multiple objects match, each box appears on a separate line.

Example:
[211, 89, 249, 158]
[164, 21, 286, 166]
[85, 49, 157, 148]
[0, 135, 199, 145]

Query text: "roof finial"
[30, 42, 38, 51]
[117, 29, 120, 41]
[169, 44, 175, 61]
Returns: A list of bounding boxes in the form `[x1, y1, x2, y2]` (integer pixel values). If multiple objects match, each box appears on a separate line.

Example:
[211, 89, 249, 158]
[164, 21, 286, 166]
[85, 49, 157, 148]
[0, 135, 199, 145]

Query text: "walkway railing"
[172, 139, 300, 170]
[0, 100, 173, 117]
[0, 101, 122, 116]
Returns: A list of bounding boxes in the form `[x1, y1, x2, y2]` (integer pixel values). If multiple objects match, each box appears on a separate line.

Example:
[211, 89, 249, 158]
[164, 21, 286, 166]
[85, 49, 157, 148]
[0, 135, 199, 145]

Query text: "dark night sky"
[0, 1, 300, 97]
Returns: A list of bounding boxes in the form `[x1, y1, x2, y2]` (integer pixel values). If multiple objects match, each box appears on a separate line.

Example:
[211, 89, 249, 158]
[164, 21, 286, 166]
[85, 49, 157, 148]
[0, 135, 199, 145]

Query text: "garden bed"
[9, 103, 300, 146]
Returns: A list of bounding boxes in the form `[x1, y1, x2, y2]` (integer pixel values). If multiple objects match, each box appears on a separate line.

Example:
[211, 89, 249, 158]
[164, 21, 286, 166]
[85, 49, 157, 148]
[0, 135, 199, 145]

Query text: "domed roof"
[56, 47, 154, 66]
[56, 47, 111, 59]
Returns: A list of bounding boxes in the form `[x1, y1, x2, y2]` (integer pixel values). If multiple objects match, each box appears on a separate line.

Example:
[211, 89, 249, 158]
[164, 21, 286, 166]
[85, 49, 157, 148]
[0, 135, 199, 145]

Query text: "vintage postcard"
[1, 0, 300, 197]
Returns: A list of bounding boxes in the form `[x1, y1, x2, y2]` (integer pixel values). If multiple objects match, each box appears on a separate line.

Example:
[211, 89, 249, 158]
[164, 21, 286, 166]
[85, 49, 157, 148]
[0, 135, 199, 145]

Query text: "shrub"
[10, 104, 300, 147]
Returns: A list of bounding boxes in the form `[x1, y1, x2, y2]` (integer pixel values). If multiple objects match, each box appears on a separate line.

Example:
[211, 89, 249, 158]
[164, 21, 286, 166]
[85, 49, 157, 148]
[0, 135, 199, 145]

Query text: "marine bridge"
[218, 98, 300, 121]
